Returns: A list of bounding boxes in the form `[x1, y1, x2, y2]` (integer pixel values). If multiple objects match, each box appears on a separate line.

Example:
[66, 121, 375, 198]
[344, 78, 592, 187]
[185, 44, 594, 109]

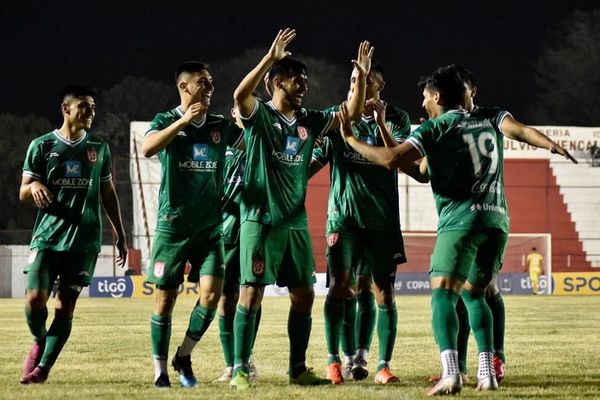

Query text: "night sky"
[1, 0, 596, 124]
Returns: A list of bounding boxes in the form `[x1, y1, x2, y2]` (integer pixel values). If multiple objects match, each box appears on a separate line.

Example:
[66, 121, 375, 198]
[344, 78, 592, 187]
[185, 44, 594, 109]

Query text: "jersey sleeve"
[239, 100, 262, 128]
[224, 120, 244, 148]
[146, 113, 169, 136]
[22, 140, 44, 182]
[389, 109, 411, 143]
[311, 136, 331, 167]
[406, 120, 435, 157]
[494, 110, 512, 136]
[100, 144, 113, 182]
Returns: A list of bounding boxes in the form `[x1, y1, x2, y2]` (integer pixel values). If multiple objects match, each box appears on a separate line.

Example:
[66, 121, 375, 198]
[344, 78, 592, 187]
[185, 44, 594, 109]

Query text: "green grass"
[1, 295, 600, 399]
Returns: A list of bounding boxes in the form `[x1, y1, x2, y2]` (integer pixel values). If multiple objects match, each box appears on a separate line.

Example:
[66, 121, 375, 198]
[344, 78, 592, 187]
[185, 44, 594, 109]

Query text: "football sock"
[462, 290, 493, 352]
[356, 291, 376, 351]
[376, 303, 397, 370]
[179, 303, 216, 356]
[218, 313, 235, 367]
[252, 306, 262, 350]
[150, 314, 171, 378]
[455, 296, 470, 373]
[324, 296, 344, 364]
[25, 306, 48, 342]
[38, 316, 72, 369]
[341, 296, 357, 357]
[288, 309, 311, 378]
[233, 305, 257, 374]
[486, 292, 506, 362]
[431, 288, 459, 351]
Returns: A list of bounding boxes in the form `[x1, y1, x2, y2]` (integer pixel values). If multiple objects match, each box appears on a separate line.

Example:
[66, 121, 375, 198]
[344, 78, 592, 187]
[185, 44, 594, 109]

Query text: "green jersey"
[240, 101, 335, 228]
[146, 107, 242, 234]
[222, 147, 246, 244]
[407, 108, 510, 233]
[22, 130, 112, 252]
[312, 106, 410, 233]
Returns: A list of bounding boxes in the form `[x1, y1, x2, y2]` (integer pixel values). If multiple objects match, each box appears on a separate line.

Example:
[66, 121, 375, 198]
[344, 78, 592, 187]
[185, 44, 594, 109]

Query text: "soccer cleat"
[425, 373, 462, 396]
[374, 367, 400, 384]
[326, 362, 344, 385]
[21, 340, 45, 378]
[342, 363, 354, 380]
[289, 368, 331, 385]
[154, 373, 171, 389]
[428, 371, 469, 385]
[230, 371, 251, 390]
[351, 356, 369, 381]
[171, 348, 198, 388]
[493, 355, 505, 383]
[20, 366, 49, 385]
[248, 360, 259, 382]
[213, 366, 233, 383]
[476, 375, 499, 391]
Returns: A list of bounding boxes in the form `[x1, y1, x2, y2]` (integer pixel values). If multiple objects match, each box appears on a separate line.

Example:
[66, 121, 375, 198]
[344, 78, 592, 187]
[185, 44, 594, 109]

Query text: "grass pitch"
[1, 295, 600, 399]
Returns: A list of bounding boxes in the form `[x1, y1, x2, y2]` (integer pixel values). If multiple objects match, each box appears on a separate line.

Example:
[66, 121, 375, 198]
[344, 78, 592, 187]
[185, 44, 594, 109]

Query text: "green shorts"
[326, 226, 405, 287]
[223, 243, 241, 293]
[147, 225, 225, 290]
[24, 249, 98, 293]
[430, 228, 508, 288]
[239, 221, 316, 288]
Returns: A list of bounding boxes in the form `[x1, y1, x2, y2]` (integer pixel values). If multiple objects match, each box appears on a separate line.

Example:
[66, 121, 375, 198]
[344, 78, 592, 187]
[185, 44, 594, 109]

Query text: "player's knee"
[201, 289, 221, 308]
[26, 290, 48, 310]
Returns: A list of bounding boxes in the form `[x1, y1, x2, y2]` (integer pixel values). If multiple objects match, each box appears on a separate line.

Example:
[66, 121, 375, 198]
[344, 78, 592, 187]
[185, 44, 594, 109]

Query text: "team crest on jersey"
[327, 232, 339, 247]
[153, 261, 165, 278]
[211, 129, 221, 144]
[87, 148, 97, 163]
[297, 125, 308, 141]
[252, 257, 265, 277]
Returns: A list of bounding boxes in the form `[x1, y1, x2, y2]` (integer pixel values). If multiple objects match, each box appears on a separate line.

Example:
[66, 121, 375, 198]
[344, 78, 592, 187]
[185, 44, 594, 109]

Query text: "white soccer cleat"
[342, 363, 354, 380]
[248, 360, 259, 382]
[213, 366, 233, 383]
[425, 373, 462, 396]
[476, 375, 498, 391]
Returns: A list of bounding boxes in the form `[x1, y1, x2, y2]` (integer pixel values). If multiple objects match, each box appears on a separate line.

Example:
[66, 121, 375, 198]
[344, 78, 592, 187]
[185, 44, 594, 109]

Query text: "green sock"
[233, 305, 257, 374]
[376, 303, 397, 370]
[219, 313, 235, 367]
[25, 306, 48, 342]
[186, 303, 216, 340]
[431, 288, 459, 351]
[324, 296, 344, 364]
[252, 306, 262, 350]
[150, 314, 171, 362]
[288, 309, 311, 378]
[462, 290, 493, 353]
[455, 296, 470, 373]
[356, 291, 376, 350]
[341, 296, 357, 357]
[39, 317, 72, 369]
[486, 292, 506, 362]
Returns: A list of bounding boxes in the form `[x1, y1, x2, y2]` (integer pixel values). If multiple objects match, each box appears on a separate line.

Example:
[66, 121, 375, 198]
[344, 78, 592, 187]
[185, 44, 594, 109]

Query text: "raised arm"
[100, 180, 128, 268]
[233, 28, 296, 118]
[142, 103, 207, 157]
[328, 41, 373, 131]
[501, 115, 577, 163]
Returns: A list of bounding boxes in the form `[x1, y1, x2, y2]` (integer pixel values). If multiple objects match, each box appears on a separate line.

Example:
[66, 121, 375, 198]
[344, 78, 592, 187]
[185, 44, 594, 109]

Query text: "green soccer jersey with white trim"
[22, 130, 112, 252]
[407, 108, 510, 233]
[146, 107, 242, 234]
[222, 146, 245, 245]
[312, 105, 410, 233]
[240, 101, 335, 228]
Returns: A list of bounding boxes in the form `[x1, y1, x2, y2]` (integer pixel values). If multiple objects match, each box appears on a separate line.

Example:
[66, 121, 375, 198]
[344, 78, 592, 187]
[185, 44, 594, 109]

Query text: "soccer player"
[19, 85, 127, 384]
[525, 247, 544, 295]
[213, 109, 261, 383]
[338, 65, 573, 395]
[229, 28, 372, 390]
[142, 61, 243, 388]
[310, 64, 422, 384]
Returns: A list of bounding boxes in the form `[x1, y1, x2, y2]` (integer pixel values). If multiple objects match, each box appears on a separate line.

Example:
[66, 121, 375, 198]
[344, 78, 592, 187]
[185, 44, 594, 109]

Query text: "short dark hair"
[449, 64, 476, 89]
[418, 65, 466, 108]
[61, 85, 97, 102]
[370, 62, 384, 78]
[267, 57, 307, 83]
[176, 61, 209, 82]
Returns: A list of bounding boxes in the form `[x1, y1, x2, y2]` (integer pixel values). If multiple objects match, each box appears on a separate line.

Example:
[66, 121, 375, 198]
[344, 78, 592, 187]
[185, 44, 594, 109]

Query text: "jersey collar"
[266, 101, 301, 127]
[53, 130, 87, 147]
[175, 106, 207, 128]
